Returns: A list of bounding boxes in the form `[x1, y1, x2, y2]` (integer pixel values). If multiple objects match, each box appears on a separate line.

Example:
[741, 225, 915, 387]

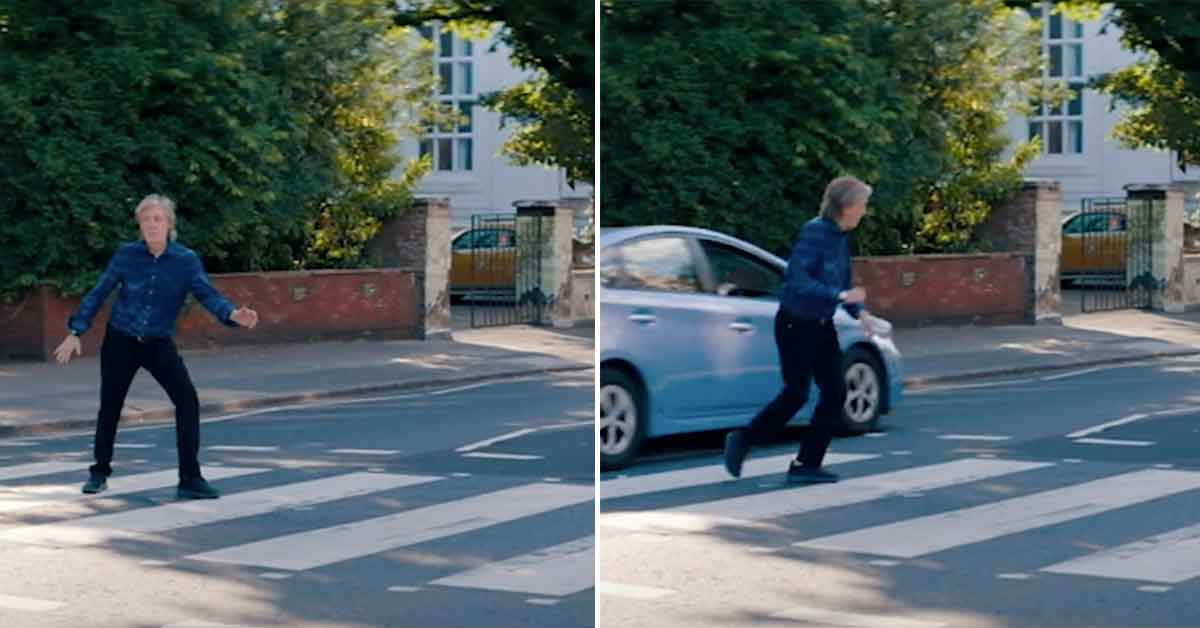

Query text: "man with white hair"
[54, 194, 259, 499]
[723, 175, 878, 484]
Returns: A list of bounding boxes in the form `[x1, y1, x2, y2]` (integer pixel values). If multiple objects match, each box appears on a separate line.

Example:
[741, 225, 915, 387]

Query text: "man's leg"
[89, 330, 140, 485]
[725, 313, 817, 476]
[142, 339, 202, 481]
[797, 326, 846, 469]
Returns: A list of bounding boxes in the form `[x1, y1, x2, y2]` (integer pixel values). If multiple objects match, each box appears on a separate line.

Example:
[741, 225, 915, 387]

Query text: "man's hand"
[55, 335, 82, 365]
[860, 311, 876, 337]
[231, 307, 259, 329]
[840, 287, 867, 304]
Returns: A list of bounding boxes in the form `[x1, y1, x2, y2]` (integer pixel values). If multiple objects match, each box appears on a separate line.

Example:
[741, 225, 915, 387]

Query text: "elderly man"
[723, 175, 877, 484]
[55, 194, 259, 499]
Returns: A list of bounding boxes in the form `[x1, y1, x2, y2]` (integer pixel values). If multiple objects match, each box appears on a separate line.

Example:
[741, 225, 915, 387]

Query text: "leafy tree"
[0, 0, 434, 299]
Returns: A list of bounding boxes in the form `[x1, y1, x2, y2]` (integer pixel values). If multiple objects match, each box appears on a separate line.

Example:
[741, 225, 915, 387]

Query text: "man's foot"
[81, 472, 107, 494]
[787, 462, 839, 484]
[177, 476, 220, 499]
[724, 430, 749, 478]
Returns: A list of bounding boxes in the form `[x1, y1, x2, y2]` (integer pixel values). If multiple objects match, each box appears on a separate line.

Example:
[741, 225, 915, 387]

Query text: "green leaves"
[0, 0, 432, 299]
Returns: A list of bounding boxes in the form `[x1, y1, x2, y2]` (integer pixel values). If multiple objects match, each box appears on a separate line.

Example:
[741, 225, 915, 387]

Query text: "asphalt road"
[599, 356, 1200, 628]
[0, 370, 595, 628]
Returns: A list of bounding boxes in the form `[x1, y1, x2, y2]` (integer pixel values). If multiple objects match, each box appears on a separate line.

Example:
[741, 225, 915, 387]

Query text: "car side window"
[613, 237, 702, 293]
[599, 247, 622, 288]
[699, 239, 783, 299]
[1063, 215, 1083, 235]
[452, 231, 477, 250]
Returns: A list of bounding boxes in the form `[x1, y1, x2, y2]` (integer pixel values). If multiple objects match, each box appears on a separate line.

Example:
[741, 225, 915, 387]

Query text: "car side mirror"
[717, 282, 737, 297]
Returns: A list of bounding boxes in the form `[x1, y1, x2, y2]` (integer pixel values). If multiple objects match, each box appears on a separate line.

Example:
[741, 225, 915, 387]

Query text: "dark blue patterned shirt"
[780, 217, 862, 320]
[68, 241, 238, 339]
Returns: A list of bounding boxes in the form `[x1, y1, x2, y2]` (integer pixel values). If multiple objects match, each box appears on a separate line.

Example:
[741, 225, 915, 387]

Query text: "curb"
[903, 348, 1200, 389]
[0, 364, 594, 440]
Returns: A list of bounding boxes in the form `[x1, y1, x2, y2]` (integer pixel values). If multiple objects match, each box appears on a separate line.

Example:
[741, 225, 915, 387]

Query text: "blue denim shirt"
[68, 241, 238, 339]
[779, 217, 862, 320]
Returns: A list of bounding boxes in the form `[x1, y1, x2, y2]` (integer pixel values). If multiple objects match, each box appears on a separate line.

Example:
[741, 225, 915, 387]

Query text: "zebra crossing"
[0, 454, 596, 614]
[600, 451, 1200, 591]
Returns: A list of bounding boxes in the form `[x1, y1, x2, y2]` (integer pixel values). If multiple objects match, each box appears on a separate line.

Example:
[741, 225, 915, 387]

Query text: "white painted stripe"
[0, 466, 267, 514]
[163, 622, 264, 628]
[432, 536, 594, 596]
[797, 469, 1200, 558]
[912, 378, 1034, 393]
[328, 449, 399, 456]
[601, 459, 1050, 533]
[596, 581, 676, 600]
[0, 472, 439, 547]
[189, 482, 592, 570]
[1041, 365, 1138, 381]
[936, 434, 1011, 442]
[0, 461, 82, 482]
[0, 593, 66, 612]
[114, 443, 156, 449]
[601, 452, 878, 501]
[1074, 438, 1155, 447]
[206, 446, 278, 452]
[1138, 586, 1172, 593]
[1068, 413, 1150, 439]
[433, 535, 593, 595]
[461, 452, 543, 461]
[772, 605, 946, 627]
[455, 428, 538, 453]
[1041, 522, 1200, 584]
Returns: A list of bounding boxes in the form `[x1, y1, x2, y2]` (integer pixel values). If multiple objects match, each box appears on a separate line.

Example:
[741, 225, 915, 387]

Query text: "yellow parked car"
[450, 225, 517, 296]
[1061, 211, 1127, 280]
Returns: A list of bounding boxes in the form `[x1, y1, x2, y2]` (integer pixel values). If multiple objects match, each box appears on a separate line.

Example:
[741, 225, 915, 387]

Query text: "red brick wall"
[854, 253, 1031, 327]
[1, 269, 422, 361]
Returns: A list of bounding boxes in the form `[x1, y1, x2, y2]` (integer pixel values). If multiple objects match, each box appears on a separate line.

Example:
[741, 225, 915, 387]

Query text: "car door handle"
[729, 322, 754, 333]
[628, 314, 657, 325]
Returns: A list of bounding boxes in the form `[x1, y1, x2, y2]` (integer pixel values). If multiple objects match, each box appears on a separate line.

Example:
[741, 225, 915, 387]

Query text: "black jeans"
[743, 309, 846, 468]
[90, 326, 202, 480]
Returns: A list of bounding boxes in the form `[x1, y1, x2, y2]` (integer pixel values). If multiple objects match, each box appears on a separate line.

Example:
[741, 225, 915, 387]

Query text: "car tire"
[838, 346, 885, 435]
[600, 366, 646, 471]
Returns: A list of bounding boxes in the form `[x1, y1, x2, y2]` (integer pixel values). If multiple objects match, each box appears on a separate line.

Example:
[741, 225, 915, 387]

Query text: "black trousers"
[743, 309, 846, 468]
[90, 326, 202, 480]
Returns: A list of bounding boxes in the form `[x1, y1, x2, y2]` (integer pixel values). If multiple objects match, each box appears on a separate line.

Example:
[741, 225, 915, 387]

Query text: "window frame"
[419, 23, 476, 173]
[1028, 3, 1086, 157]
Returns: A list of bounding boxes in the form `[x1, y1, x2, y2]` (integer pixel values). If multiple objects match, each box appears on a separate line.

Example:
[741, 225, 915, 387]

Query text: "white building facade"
[405, 24, 592, 229]
[1006, 3, 1200, 214]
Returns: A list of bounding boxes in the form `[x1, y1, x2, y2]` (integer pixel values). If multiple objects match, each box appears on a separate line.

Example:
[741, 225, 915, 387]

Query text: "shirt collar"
[137, 240, 181, 258]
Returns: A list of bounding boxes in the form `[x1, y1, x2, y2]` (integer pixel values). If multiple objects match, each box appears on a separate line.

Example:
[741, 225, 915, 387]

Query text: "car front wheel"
[839, 346, 884, 434]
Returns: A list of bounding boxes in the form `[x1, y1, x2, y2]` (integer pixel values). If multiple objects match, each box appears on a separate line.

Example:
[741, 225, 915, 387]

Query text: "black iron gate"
[458, 212, 550, 327]
[1072, 197, 1160, 312]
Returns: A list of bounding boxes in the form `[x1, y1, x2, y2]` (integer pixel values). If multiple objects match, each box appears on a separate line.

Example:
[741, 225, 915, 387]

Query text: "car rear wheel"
[600, 367, 645, 471]
[838, 346, 884, 434]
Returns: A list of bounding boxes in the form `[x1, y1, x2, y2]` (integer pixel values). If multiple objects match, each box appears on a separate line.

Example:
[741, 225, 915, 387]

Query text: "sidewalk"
[896, 308, 1200, 386]
[0, 322, 595, 438]
[4, 307, 1200, 438]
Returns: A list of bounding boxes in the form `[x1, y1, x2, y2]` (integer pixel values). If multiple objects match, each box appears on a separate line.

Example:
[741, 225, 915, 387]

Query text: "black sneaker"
[177, 476, 220, 499]
[81, 472, 107, 494]
[787, 462, 839, 484]
[723, 429, 749, 478]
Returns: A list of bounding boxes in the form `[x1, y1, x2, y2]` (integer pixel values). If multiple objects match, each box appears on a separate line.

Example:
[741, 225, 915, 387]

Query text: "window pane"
[599, 248, 622, 288]
[1072, 20, 1084, 38]
[419, 139, 432, 159]
[1069, 44, 1083, 77]
[458, 101, 473, 132]
[1048, 120, 1063, 154]
[1048, 45, 1062, 77]
[438, 138, 453, 171]
[461, 39, 473, 56]
[439, 31, 453, 58]
[1049, 99, 1062, 116]
[699, 240, 783, 299]
[1049, 13, 1062, 39]
[1028, 121, 1042, 143]
[618, 237, 701, 293]
[1069, 120, 1083, 153]
[457, 138, 473, 171]
[439, 63, 453, 95]
[1068, 85, 1083, 116]
[459, 61, 473, 94]
[418, 25, 433, 41]
[1029, 6, 1041, 20]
